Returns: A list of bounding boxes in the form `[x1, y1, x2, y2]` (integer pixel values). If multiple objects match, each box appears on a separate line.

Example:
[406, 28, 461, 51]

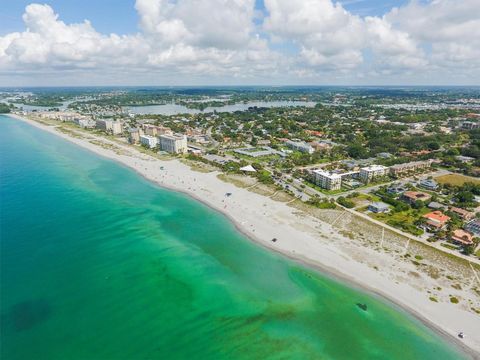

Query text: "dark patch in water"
[2, 299, 52, 331]
[356, 303, 368, 311]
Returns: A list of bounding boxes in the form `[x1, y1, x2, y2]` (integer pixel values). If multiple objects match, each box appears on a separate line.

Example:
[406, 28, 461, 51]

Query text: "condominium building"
[75, 118, 96, 129]
[389, 160, 432, 177]
[461, 121, 479, 130]
[159, 134, 188, 154]
[95, 120, 123, 135]
[128, 128, 143, 144]
[359, 165, 388, 183]
[312, 170, 342, 190]
[140, 135, 158, 149]
[143, 124, 173, 136]
[285, 140, 314, 154]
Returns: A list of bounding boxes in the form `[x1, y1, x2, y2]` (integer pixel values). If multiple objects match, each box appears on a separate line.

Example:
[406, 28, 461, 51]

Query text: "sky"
[0, 0, 479, 86]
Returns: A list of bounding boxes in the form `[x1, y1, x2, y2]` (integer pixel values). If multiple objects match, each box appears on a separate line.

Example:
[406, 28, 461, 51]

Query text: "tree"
[427, 141, 440, 150]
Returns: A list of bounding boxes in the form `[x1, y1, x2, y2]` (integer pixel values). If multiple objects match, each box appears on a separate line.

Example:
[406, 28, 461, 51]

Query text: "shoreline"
[7, 113, 480, 359]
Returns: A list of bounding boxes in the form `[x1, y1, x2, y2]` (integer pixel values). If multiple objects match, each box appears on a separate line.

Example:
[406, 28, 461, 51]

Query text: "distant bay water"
[126, 100, 316, 115]
[0, 115, 466, 359]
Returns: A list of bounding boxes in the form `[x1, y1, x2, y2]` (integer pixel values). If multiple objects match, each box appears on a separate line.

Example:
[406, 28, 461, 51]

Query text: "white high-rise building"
[285, 140, 314, 154]
[140, 135, 158, 149]
[359, 165, 388, 183]
[159, 134, 188, 154]
[312, 170, 342, 190]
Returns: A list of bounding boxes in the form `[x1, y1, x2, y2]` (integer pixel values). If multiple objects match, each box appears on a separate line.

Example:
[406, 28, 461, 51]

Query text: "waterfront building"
[140, 135, 158, 149]
[422, 211, 450, 231]
[368, 202, 390, 213]
[285, 140, 314, 154]
[143, 124, 172, 136]
[451, 229, 474, 246]
[96, 120, 123, 135]
[312, 170, 342, 190]
[359, 165, 388, 183]
[159, 134, 188, 154]
[128, 128, 142, 144]
[75, 118, 96, 129]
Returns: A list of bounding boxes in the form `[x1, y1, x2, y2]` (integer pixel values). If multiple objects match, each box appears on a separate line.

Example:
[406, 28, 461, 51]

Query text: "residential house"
[451, 229, 474, 246]
[401, 191, 432, 205]
[428, 202, 447, 210]
[422, 211, 450, 231]
[368, 202, 390, 213]
[455, 155, 475, 163]
[464, 219, 480, 236]
[450, 207, 475, 221]
[387, 184, 406, 196]
[418, 179, 438, 191]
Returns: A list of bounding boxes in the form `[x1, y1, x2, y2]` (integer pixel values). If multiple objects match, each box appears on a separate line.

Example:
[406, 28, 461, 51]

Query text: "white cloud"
[385, 0, 480, 70]
[263, 0, 366, 70]
[0, 0, 479, 84]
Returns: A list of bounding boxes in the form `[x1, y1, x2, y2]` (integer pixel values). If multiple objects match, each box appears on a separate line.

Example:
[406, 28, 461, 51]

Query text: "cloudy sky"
[1, 0, 479, 86]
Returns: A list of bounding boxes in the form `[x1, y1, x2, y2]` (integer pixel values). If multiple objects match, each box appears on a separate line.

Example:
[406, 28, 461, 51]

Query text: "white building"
[359, 165, 388, 183]
[312, 170, 342, 190]
[159, 134, 188, 154]
[75, 118, 96, 129]
[140, 135, 158, 149]
[285, 140, 314, 154]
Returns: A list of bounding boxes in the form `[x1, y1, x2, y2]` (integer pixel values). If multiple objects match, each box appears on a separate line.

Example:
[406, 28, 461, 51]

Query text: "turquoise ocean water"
[0, 115, 466, 359]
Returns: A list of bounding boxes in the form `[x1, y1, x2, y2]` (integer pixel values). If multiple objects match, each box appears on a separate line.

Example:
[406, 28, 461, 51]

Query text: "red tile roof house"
[422, 211, 451, 231]
[451, 229, 474, 246]
[401, 191, 432, 205]
[450, 207, 475, 221]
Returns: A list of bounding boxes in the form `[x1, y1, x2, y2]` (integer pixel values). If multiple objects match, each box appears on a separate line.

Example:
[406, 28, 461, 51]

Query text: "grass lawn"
[435, 173, 480, 186]
[371, 207, 430, 236]
[304, 181, 345, 195]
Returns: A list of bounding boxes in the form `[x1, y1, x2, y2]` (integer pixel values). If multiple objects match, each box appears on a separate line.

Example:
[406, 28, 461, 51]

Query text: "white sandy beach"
[10, 114, 480, 358]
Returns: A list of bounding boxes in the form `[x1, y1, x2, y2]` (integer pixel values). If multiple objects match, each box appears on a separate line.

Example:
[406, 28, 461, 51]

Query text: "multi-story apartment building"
[139, 135, 158, 149]
[389, 160, 432, 177]
[159, 134, 188, 154]
[143, 124, 173, 137]
[95, 120, 123, 135]
[312, 170, 342, 190]
[359, 165, 388, 183]
[128, 128, 143, 144]
[285, 140, 314, 154]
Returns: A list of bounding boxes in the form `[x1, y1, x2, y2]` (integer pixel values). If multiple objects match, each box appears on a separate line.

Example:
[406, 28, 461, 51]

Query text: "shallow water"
[0, 115, 466, 359]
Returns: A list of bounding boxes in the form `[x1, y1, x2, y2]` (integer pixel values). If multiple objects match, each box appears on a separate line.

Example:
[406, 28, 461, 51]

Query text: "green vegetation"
[307, 196, 337, 209]
[0, 103, 11, 113]
[435, 174, 480, 186]
[337, 196, 355, 208]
